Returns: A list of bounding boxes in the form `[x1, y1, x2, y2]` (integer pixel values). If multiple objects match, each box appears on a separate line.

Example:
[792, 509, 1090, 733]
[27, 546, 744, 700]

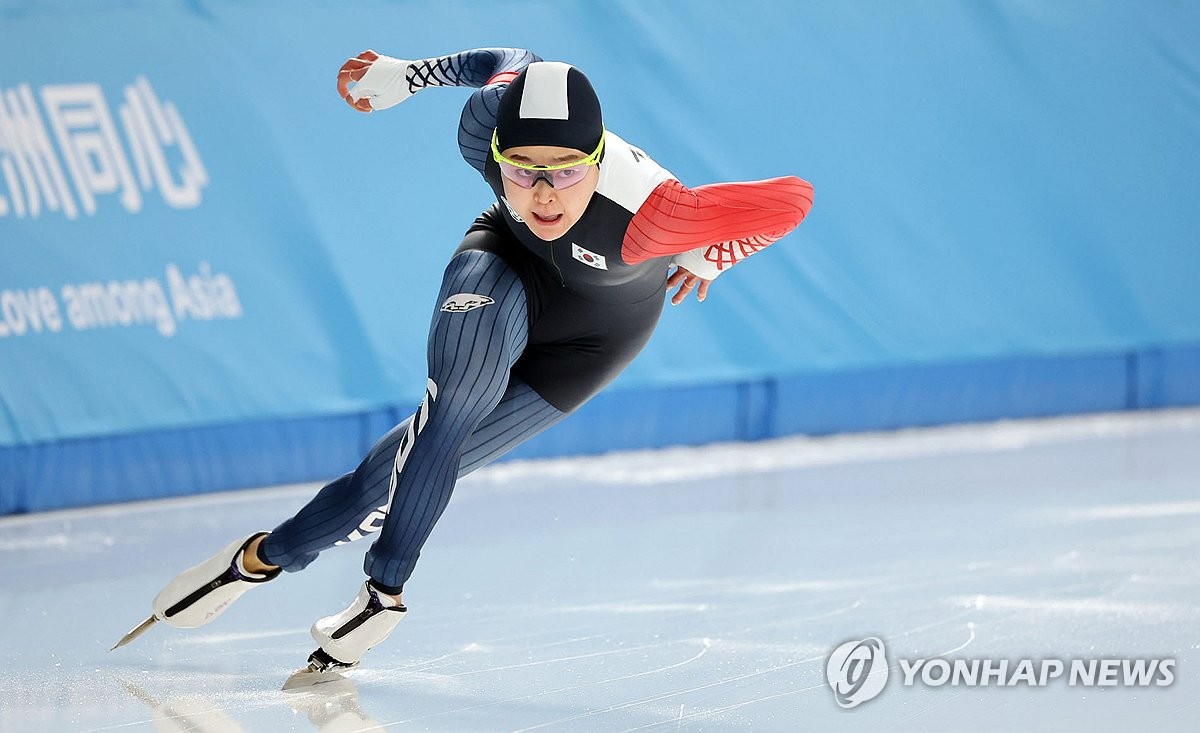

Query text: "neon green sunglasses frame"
[490, 128, 606, 171]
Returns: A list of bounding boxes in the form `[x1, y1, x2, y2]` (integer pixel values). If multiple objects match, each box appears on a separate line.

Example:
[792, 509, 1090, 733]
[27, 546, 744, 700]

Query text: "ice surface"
[1, 409, 1198, 731]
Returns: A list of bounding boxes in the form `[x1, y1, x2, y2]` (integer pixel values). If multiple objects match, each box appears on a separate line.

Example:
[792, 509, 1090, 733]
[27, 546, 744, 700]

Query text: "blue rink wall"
[2, 2, 1199, 514]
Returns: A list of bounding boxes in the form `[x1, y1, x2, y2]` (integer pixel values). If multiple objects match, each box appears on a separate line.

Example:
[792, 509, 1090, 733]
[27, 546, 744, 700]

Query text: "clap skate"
[283, 581, 407, 690]
[111, 532, 281, 650]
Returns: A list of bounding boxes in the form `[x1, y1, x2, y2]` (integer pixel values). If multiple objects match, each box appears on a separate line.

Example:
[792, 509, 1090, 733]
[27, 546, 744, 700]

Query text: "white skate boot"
[282, 581, 406, 690]
[152, 532, 281, 628]
[112, 532, 281, 650]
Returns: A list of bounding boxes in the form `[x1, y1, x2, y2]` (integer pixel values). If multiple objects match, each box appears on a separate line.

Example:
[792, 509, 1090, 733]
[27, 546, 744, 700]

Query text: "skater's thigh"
[426, 249, 529, 388]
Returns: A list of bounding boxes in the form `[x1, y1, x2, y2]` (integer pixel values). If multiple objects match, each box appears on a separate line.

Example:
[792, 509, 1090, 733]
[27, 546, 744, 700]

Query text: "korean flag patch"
[571, 243, 607, 270]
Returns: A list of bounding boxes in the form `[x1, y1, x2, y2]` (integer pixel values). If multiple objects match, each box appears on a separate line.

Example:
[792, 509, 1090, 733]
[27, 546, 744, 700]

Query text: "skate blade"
[282, 665, 351, 691]
[110, 615, 157, 651]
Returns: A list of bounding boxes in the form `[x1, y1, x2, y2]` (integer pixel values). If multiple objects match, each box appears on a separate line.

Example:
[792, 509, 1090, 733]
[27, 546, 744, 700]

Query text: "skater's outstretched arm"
[336, 47, 541, 173]
[623, 176, 815, 278]
[621, 175, 813, 304]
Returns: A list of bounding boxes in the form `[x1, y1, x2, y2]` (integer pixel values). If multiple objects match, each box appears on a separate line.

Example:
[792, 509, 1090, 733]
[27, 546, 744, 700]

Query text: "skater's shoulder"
[594, 131, 675, 215]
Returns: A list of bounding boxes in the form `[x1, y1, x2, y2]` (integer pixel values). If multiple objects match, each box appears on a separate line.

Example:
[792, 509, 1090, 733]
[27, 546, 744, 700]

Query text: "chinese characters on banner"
[0, 76, 208, 219]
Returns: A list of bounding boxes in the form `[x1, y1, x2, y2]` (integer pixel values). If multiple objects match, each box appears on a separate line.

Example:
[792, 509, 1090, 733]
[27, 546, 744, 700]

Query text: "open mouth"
[531, 211, 563, 225]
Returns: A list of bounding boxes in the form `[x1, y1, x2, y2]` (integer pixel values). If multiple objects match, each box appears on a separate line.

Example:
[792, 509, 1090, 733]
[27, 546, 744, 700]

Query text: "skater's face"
[499, 144, 599, 241]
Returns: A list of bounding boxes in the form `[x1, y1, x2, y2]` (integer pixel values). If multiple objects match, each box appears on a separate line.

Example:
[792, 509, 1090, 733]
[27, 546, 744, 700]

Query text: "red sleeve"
[621, 176, 814, 267]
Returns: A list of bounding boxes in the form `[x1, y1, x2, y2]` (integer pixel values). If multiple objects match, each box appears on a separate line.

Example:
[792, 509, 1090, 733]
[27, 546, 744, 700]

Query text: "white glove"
[671, 246, 723, 281]
[348, 55, 415, 111]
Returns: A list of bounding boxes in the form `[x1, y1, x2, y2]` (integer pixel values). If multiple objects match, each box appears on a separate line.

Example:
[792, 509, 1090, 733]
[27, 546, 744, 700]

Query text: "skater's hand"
[667, 266, 712, 305]
[337, 50, 413, 112]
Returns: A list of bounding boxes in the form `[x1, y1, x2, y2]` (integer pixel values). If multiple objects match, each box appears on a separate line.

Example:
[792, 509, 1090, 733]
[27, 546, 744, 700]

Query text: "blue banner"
[0, 7, 393, 446]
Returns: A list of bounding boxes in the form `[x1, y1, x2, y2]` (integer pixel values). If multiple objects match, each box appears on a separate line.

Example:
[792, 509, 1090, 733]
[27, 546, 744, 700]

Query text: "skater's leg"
[364, 249, 529, 594]
[457, 377, 565, 473]
[260, 421, 414, 572]
[145, 251, 548, 634]
[260, 375, 562, 573]
[303, 248, 529, 665]
[264, 249, 534, 580]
